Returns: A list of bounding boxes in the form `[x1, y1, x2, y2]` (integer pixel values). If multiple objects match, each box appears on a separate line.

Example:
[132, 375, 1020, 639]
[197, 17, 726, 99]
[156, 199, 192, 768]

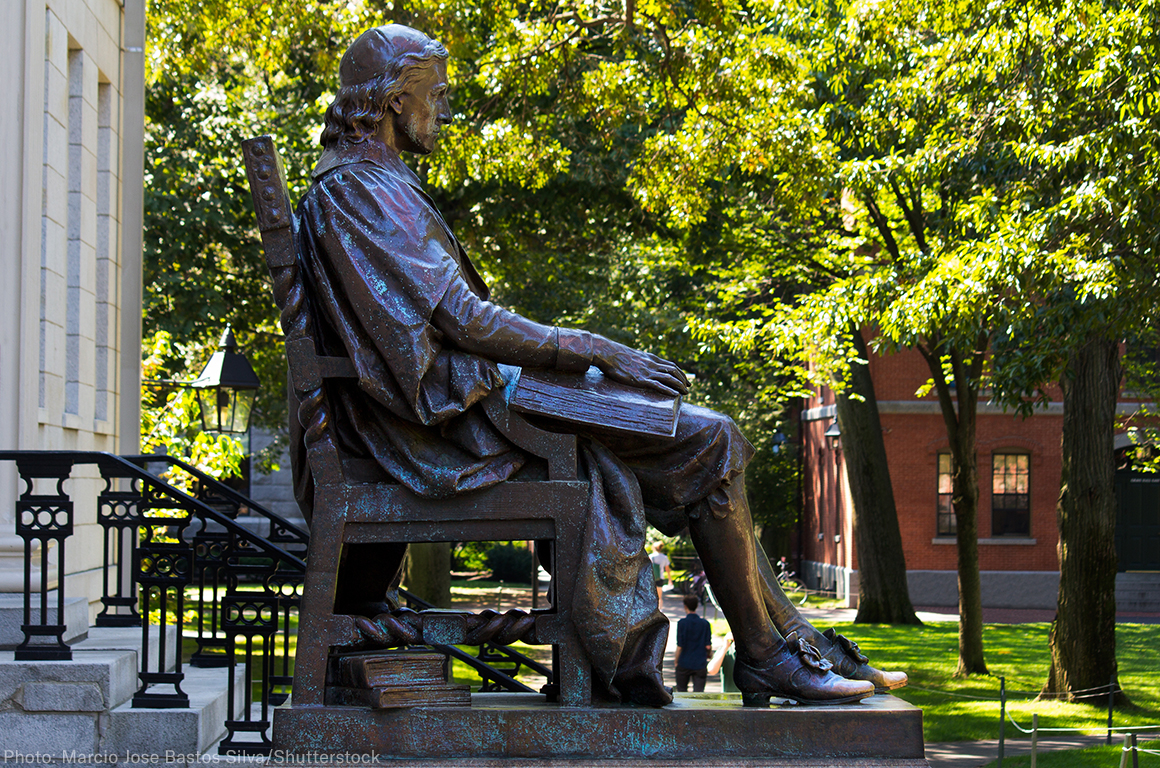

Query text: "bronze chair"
[241, 135, 593, 707]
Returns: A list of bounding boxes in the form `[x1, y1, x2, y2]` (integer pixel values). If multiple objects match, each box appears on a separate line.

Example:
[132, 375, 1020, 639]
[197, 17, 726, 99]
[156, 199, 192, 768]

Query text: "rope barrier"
[907, 681, 1113, 703]
[1006, 708, 1160, 735]
[908, 684, 1004, 701]
[1006, 683, 1117, 698]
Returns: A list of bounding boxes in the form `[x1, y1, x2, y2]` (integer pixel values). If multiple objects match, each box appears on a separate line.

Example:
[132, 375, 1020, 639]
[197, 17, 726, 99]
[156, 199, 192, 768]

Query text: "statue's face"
[393, 60, 451, 155]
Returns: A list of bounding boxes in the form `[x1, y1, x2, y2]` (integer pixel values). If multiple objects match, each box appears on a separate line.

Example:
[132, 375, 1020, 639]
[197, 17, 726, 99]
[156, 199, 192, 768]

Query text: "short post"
[997, 676, 1006, 767]
[1030, 713, 1038, 768]
[1119, 733, 1138, 768]
[1107, 672, 1117, 745]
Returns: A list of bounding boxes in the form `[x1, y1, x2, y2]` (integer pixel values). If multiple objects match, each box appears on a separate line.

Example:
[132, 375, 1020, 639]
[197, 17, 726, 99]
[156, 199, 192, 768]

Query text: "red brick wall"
[802, 345, 1065, 577]
[882, 409, 1061, 572]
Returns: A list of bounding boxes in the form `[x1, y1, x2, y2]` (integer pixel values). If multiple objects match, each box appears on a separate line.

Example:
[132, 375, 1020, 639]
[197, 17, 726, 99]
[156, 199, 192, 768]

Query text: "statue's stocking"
[753, 538, 825, 645]
[685, 476, 780, 664]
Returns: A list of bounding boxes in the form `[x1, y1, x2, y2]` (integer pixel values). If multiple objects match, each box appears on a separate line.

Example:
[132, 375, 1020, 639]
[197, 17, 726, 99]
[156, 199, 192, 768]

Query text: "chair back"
[241, 136, 354, 484]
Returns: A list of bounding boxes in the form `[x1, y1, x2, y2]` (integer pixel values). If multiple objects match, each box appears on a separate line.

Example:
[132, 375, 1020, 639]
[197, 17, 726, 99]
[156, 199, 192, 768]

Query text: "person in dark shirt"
[674, 595, 713, 692]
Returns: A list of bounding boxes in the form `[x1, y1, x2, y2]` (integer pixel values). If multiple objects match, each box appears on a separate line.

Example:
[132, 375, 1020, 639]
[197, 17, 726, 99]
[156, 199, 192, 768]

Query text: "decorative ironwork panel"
[132, 480, 194, 708]
[96, 481, 144, 627]
[218, 591, 280, 755]
[12, 465, 74, 661]
[189, 518, 233, 668]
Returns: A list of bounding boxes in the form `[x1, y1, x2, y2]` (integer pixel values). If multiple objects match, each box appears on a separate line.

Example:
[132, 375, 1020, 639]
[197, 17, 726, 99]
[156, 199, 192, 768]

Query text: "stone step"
[0, 649, 139, 716]
[0, 593, 89, 649]
[102, 664, 247, 757]
[0, 624, 180, 751]
[74, 624, 179, 677]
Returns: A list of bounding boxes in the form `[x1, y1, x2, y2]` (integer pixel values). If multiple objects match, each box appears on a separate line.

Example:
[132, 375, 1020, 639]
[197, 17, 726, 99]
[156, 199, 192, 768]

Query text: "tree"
[450, 1, 922, 622]
[143, 1, 386, 466]
[971, 0, 1160, 701]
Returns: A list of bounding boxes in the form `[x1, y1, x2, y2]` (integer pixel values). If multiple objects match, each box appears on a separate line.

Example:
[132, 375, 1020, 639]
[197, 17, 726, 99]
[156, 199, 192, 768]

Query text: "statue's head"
[320, 24, 450, 153]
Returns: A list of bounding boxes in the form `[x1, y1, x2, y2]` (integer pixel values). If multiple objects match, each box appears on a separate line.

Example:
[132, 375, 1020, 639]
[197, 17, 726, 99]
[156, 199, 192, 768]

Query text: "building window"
[992, 453, 1031, 536]
[937, 454, 956, 535]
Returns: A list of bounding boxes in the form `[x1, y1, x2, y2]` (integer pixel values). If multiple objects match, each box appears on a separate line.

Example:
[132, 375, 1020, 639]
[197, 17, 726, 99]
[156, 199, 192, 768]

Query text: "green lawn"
[981, 739, 1160, 767]
[831, 621, 1160, 743]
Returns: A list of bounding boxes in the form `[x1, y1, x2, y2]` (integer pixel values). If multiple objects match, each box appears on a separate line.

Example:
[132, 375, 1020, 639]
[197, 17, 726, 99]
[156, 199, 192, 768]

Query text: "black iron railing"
[0, 451, 304, 753]
[1, 450, 558, 755]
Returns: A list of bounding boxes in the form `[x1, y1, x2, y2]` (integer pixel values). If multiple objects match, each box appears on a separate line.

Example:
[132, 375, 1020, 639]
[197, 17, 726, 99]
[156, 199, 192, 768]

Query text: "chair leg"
[550, 524, 592, 707]
[555, 637, 593, 706]
[292, 513, 344, 707]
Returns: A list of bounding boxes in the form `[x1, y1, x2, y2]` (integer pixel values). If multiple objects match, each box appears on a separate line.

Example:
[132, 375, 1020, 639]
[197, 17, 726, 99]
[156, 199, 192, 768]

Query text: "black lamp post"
[190, 327, 261, 434]
[824, 418, 841, 451]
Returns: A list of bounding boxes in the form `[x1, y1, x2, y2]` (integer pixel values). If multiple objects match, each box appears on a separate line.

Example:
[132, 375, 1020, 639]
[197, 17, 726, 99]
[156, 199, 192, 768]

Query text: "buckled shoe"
[733, 636, 875, 706]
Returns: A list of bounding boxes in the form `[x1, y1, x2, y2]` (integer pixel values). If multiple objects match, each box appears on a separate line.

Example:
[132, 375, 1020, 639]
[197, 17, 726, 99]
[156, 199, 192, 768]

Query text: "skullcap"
[339, 24, 443, 88]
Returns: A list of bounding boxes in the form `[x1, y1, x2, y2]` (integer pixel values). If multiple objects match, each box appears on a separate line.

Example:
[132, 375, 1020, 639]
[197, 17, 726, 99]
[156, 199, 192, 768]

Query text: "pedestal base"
[271, 692, 926, 764]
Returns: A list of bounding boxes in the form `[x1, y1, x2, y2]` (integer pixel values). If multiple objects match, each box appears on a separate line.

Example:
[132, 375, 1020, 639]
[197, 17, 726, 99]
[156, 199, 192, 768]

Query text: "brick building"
[797, 343, 1157, 610]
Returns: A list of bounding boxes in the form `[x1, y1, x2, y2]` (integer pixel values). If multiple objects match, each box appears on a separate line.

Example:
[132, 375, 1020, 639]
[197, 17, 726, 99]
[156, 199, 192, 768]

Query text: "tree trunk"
[837, 328, 921, 624]
[921, 343, 987, 675]
[405, 542, 452, 608]
[1045, 336, 1126, 703]
[950, 415, 987, 676]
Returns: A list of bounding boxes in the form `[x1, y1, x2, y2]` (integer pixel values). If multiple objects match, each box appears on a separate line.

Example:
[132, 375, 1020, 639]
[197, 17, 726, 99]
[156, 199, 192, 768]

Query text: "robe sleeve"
[432, 277, 595, 373]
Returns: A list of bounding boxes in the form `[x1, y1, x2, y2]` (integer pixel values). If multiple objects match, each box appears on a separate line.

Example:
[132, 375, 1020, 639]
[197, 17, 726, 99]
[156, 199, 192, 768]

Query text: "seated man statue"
[291, 23, 906, 709]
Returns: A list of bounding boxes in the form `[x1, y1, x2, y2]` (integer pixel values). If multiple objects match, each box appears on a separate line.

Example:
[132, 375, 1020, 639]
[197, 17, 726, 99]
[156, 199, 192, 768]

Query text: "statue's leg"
[685, 476, 873, 706]
[334, 542, 408, 615]
[609, 404, 873, 704]
[753, 538, 908, 693]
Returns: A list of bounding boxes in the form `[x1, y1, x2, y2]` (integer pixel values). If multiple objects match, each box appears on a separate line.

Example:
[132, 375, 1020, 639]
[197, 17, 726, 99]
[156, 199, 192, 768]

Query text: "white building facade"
[0, 0, 145, 615]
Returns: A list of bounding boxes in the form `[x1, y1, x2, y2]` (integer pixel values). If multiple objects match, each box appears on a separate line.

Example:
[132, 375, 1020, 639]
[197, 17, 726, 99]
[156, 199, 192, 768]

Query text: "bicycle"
[776, 557, 809, 606]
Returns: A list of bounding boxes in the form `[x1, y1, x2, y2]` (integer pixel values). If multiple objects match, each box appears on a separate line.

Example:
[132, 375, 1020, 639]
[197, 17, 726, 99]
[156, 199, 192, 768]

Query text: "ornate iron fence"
[1, 450, 561, 755]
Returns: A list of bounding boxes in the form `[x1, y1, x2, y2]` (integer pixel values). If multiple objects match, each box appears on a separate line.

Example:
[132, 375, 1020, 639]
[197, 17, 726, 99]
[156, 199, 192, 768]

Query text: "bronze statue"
[291, 23, 906, 708]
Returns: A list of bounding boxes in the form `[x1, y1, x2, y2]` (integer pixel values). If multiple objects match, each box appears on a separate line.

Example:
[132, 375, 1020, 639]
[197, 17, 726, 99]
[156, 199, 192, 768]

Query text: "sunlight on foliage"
[141, 331, 245, 492]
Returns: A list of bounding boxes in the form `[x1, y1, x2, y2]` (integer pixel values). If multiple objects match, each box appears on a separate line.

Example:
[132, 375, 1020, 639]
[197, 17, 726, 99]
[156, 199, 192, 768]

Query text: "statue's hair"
[320, 40, 449, 148]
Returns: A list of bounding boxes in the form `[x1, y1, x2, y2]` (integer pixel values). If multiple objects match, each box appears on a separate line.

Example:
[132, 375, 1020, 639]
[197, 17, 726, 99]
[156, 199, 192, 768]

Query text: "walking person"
[649, 542, 671, 604]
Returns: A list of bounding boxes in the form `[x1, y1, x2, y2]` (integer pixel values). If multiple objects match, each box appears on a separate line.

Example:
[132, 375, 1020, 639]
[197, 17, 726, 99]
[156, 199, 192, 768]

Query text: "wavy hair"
[320, 41, 449, 148]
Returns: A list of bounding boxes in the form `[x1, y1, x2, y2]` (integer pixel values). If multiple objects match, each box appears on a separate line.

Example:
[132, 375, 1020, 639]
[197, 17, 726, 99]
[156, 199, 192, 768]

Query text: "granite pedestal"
[271, 692, 927, 765]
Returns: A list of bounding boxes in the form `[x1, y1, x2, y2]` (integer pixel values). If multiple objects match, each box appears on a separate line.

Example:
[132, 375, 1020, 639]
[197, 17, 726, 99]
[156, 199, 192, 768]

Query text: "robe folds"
[292, 137, 754, 697]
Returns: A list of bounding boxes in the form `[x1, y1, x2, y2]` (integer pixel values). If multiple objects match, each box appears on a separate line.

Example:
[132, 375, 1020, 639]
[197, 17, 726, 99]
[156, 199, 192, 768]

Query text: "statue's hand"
[593, 339, 689, 397]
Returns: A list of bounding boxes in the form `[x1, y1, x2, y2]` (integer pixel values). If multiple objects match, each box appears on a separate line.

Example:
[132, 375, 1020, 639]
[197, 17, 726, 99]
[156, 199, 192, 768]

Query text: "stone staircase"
[0, 618, 244, 758]
[1116, 572, 1160, 612]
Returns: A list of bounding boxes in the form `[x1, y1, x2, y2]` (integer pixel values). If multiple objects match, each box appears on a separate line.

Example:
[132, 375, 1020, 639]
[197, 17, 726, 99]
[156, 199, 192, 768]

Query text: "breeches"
[589, 403, 754, 535]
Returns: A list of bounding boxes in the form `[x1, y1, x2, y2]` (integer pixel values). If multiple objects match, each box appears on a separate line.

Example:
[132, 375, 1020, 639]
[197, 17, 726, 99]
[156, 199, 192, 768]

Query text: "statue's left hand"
[593, 339, 689, 397]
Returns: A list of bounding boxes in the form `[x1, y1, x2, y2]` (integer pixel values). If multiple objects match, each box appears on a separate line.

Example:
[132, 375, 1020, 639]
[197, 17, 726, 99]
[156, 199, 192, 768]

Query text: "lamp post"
[824, 418, 841, 451]
[190, 327, 261, 435]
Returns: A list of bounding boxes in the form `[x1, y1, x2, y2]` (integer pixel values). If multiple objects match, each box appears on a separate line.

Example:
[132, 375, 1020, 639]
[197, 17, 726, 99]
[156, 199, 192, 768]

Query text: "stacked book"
[329, 651, 470, 709]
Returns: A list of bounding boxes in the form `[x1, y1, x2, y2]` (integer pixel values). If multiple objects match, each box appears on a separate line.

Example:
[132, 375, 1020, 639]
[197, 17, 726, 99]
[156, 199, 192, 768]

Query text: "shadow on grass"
[831, 622, 1160, 743]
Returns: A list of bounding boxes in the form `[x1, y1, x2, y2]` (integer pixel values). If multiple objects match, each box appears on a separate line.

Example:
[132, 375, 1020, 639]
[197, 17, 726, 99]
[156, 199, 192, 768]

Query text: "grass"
[830, 621, 1160, 743]
[981, 739, 1160, 767]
